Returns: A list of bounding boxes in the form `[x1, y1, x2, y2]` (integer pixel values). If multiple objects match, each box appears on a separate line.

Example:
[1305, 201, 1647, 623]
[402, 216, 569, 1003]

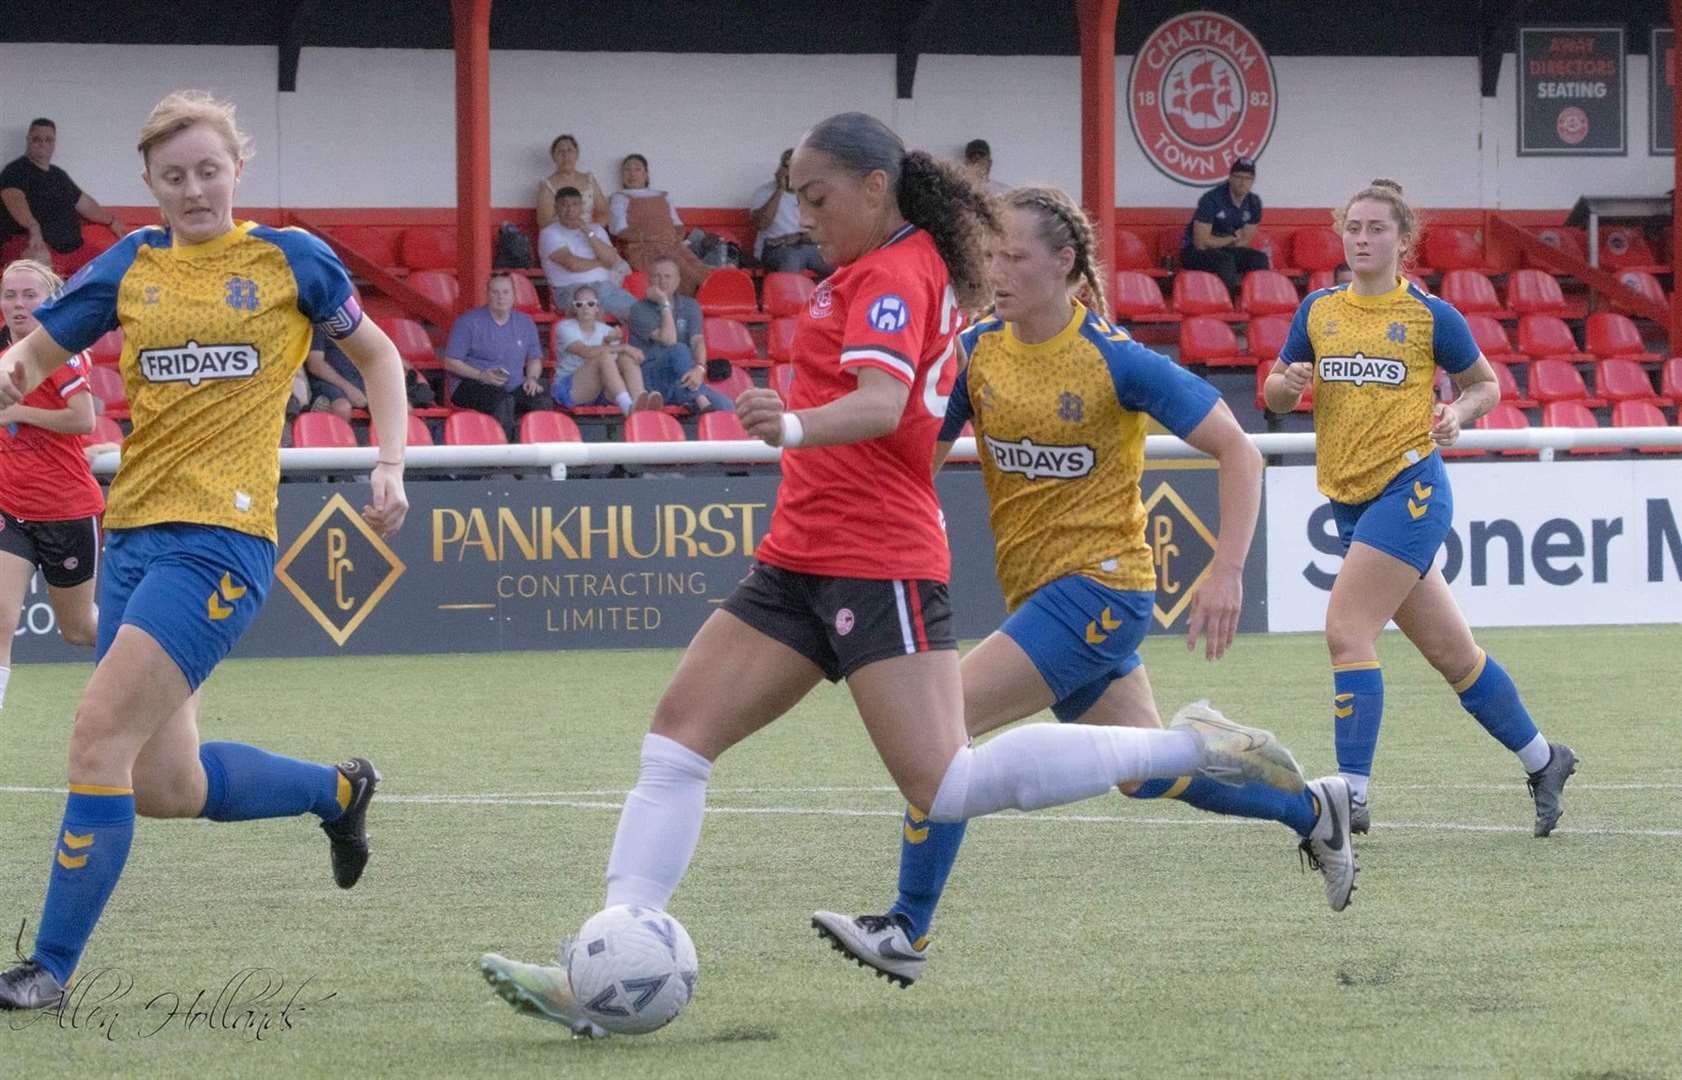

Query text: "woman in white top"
[536, 134, 609, 230]
[608, 153, 710, 293]
[551, 285, 660, 416]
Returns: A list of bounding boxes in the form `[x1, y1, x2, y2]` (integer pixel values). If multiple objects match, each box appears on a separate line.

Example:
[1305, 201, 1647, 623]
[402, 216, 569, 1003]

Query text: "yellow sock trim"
[912, 935, 929, 952]
[1331, 660, 1381, 673]
[68, 783, 133, 796]
[1161, 776, 1193, 800]
[336, 771, 352, 812]
[1451, 649, 1488, 694]
[905, 804, 929, 823]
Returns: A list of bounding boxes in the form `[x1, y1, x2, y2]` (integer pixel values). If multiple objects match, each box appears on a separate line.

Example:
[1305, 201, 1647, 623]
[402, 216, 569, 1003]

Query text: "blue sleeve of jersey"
[1103, 339, 1220, 439]
[1278, 294, 1317, 366]
[259, 227, 360, 337]
[29, 233, 149, 354]
[939, 365, 973, 442]
[1425, 296, 1480, 374]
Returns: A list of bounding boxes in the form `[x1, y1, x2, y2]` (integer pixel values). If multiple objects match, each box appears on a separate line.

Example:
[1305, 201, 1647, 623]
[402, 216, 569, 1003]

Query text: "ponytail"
[896, 150, 998, 310]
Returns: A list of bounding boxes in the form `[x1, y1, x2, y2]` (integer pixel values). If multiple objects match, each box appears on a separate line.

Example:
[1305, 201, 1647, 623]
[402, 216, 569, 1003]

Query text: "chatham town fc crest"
[1127, 10, 1278, 186]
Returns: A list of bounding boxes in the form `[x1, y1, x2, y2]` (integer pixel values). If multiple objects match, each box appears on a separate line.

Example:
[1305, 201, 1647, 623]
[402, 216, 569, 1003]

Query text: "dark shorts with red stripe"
[0, 511, 100, 588]
[721, 561, 956, 682]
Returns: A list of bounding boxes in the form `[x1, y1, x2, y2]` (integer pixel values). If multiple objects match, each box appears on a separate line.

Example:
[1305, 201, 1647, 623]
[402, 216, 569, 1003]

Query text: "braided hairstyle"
[801, 112, 999, 309]
[1003, 187, 1110, 320]
[1334, 177, 1423, 271]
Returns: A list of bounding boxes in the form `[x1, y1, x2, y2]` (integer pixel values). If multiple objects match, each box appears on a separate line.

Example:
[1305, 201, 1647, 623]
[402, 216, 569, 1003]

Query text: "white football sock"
[0, 665, 11, 708]
[1516, 733, 1552, 773]
[1340, 772, 1370, 803]
[927, 724, 1199, 822]
[604, 733, 712, 911]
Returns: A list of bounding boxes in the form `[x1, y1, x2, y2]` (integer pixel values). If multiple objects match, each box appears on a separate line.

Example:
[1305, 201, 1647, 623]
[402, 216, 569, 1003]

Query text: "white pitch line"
[1, 787, 1677, 838]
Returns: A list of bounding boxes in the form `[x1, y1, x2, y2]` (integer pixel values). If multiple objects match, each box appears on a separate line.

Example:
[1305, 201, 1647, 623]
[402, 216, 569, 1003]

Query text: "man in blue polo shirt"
[443, 272, 549, 436]
[1179, 157, 1269, 296]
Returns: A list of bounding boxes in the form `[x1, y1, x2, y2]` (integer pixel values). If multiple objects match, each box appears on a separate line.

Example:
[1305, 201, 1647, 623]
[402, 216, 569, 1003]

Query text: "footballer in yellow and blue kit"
[1278, 277, 1480, 574]
[32, 220, 363, 688]
[939, 302, 1218, 721]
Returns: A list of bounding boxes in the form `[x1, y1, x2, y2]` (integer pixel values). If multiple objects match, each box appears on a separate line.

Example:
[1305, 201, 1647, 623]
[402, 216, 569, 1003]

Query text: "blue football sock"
[1453, 650, 1542, 752]
[1126, 775, 1318, 836]
[1332, 663, 1385, 780]
[32, 787, 136, 985]
[198, 742, 345, 823]
[886, 805, 965, 943]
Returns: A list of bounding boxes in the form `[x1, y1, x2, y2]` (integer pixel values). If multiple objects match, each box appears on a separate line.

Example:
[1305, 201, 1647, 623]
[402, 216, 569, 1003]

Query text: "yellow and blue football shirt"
[32, 221, 360, 542]
[1279, 278, 1480, 505]
[940, 303, 1219, 610]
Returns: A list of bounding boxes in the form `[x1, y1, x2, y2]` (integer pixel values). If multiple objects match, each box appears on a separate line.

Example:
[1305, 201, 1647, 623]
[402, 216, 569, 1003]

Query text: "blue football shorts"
[95, 523, 275, 690]
[1329, 451, 1453, 576]
[999, 574, 1155, 722]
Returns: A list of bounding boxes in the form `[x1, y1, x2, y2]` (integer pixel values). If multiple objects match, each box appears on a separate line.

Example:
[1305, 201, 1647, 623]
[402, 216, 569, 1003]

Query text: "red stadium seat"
[360, 293, 408, 324]
[1114, 229, 1162, 275]
[1248, 230, 1297, 276]
[1585, 312, 1661, 362]
[407, 270, 460, 315]
[507, 273, 552, 322]
[444, 411, 507, 445]
[1613, 400, 1681, 454]
[707, 365, 754, 401]
[1438, 269, 1507, 318]
[1238, 270, 1299, 317]
[624, 410, 685, 442]
[1111, 271, 1177, 322]
[399, 227, 456, 272]
[379, 317, 441, 370]
[1471, 402, 1536, 458]
[87, 365, 128, 419]
[703, 318, 759, 365]
[1171, 270, 1236, 317]
[1505, 269, 1569, 316]
[1595, 358, 1659, 403]
[761, 271, 815, 318]
[1611, 270, 1666, 316]
[369, 413, 434, 447]
[83, 416, 124, 448]
[336, 226, 404, 271]
[1245, 315, 1290, 364]
[1422, 226, 1483, 272]
[1663, 357, 1682, 405]
[1305, 269, 1338, 294]
[697, 409, 749, 441]
[1598, 226, 1662, 271]
[293, 411, 358, 448]
[1541, 401, 1617, 455]
[1527, 226, 1587, 266]
[1517, 315, 1592, 363]
[1178, 316, 1249, 367]
[1487, 360, 1535, 408]
[1465, 314, 1526, 366]
[621, 271, 648, 300]
[696, 268, 760, 320]
[519, 410, 582, 443]
[88, 328, 124, 367]
[1529, 358, 1602, 406]
[1255, 362, 1311, 412]
[1291, 227, 1343, 272]
[767, 316, 798, 364]
[770, 362, 796, 405]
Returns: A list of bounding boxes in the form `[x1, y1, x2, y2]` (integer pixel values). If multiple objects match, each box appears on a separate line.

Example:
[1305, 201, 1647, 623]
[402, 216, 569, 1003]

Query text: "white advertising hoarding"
[1265, 461, 1682, 631]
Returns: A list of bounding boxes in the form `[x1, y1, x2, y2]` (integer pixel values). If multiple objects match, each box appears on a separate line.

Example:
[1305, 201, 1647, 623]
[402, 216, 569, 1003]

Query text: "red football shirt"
[754, 226, 961, 582]
[0, 353, 105, 521]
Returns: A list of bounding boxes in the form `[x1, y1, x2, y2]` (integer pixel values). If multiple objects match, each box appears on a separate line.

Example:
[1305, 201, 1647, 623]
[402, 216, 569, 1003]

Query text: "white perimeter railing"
[84, 427, 1682, 480]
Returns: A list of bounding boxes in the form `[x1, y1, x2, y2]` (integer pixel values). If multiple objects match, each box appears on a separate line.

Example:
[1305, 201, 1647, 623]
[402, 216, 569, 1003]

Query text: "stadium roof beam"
[1477, 0, 1523, 97]
[894, 0, 944, 99]
[278, 0, 322, 93]
[1077, 0, 1119, 277]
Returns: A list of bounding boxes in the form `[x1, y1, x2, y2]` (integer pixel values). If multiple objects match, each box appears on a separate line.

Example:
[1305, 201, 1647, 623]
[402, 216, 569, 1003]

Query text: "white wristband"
[780, 412, 805, 448]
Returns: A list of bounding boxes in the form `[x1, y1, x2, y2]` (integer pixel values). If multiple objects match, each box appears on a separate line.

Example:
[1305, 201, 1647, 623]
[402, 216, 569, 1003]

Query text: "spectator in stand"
[306, 326, 435, 422]
[608, 153, 710, 294]
[540, 187, 636, 320]
[751, 147, 831, 276]
[535, 134, 609, 231]
[443, 272, 549, 436]
[962, 138, 1010, 196]
[1179, 157, 1269, 296]
[552, 284, 662, 416]
[626, 256, 731, 415]
[0, 119, 128, 275]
